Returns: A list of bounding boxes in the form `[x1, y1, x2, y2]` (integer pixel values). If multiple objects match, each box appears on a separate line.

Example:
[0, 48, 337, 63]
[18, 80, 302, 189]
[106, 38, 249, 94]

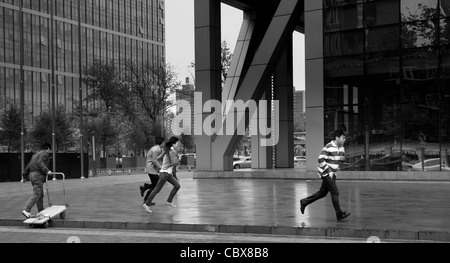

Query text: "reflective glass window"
[324, 55, 364, 170]
[323, 0, 362, 8]
[441, 46, 450, 166]
[401, 47, 439, 148]
[401, 20, 438, 48]
[366, 25, 400, 52]
[324, 30, 364, 57]
[364, 50, 402, 171]
[364, 0, 400, 27]
[440, 17, 450, 45]
[401, 0, 438, 22]
[325, 55, 364, 79]
[441, 0, 450, 17]
[324, 4, 363, 32]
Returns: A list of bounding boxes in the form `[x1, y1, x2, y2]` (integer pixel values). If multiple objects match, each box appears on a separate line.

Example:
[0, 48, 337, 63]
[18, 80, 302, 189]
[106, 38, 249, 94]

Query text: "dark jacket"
[23, 150, 51, 177]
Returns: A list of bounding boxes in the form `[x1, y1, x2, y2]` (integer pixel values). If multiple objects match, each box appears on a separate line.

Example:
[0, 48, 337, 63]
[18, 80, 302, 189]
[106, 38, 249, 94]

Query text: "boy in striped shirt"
[300, 130, 351, 221]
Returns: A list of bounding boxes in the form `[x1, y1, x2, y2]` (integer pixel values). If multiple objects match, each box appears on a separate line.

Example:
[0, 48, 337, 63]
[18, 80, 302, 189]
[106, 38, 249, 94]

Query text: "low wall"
[0, 153, 89, 182]
[194, 169, 450, 181]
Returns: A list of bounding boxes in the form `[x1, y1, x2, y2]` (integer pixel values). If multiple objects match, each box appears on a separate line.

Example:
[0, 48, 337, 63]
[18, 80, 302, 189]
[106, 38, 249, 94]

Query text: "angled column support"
[222, 11, 256, 109]
[195, 0, 302, 172]
[251, 87, 273, 169]
[215, 0, 302, 171]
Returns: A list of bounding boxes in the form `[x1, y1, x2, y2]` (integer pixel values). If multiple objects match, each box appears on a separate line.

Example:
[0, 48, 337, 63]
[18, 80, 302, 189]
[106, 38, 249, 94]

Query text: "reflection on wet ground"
[0, 174, 449, 233]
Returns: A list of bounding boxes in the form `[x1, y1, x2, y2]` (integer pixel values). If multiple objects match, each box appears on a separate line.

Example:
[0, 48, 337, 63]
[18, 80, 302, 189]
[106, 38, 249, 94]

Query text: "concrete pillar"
[194, 0, 221, 171]
[252, 88, 273, 169]
[305, 0, 324, 171]
[274, 36, 294, 168]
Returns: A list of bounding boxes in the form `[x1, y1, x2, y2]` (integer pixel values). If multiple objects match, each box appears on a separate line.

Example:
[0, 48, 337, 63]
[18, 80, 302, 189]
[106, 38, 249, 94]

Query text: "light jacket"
[159, 148, 179, 175]
[146, 145, 163, 175]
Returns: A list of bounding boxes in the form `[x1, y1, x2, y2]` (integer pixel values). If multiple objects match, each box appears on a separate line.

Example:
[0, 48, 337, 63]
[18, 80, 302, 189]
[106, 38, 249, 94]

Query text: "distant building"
[0, 0, 165, 123]
[293, 89, 305, 115]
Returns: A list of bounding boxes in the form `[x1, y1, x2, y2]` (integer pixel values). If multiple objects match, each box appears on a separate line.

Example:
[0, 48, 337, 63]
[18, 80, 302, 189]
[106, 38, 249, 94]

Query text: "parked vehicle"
[233, 157, 252, 169]
[294, 156, 306, 163]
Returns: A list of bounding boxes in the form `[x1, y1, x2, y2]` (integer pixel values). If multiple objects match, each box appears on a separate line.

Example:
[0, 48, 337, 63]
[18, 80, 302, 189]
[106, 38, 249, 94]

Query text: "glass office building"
[321, 0, 450, 171]
[0, 0, 165, 125]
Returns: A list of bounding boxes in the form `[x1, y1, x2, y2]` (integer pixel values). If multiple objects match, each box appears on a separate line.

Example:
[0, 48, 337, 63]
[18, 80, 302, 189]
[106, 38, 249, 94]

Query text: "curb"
[1, 219, 449, 242]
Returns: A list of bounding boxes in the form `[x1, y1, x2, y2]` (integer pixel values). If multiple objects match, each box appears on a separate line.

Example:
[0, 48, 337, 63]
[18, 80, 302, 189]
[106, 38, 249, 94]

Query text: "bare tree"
[82, 58, 123, 112]
[81, 58, 123, 157]
[221, 40, 233, 86]
[124, 60, 181, 138]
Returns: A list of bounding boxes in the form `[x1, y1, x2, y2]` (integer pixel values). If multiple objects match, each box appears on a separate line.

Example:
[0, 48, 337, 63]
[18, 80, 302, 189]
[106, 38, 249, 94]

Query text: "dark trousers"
[302, 175, 343, 216]
[143, 174, 159, 202]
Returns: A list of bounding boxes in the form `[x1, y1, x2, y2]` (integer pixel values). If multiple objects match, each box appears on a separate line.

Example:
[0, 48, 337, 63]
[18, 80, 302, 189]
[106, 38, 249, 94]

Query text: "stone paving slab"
[1, 172, 450, 241]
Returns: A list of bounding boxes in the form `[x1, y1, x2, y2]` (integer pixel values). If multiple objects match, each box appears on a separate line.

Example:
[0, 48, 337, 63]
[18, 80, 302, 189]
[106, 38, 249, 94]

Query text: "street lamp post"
[78, 0, 84, 179]
[50, 0, 56, 176]
[19, 0, 25, 182]
[92, 130, 96, 177]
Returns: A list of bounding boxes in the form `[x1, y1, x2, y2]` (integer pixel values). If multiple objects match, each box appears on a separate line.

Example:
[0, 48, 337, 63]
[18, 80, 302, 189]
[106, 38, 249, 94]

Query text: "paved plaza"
[0, 171, 449, 242]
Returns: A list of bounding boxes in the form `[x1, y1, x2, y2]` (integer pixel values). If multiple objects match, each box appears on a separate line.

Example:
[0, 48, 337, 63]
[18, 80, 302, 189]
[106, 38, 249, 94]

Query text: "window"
[324, 0, 362, 8]
[401, 20, 438, 48]
[324, 30, 364, 57]
[41, 73, 47, 83]
[41, 36, 48, 46]
[401, 0, 438, 22]
[366, 25, 400, 52]
[57, 39, 63, 49]
[364, 0, 400, 27]
[324, 4, 363, 32]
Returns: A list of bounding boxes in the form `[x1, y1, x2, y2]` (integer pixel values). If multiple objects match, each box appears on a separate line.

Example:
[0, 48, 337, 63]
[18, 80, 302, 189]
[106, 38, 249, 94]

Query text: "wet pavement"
[0, 171, 449, 241]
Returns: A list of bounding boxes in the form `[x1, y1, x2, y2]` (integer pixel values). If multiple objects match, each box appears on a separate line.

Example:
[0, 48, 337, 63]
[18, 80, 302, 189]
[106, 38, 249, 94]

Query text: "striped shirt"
[317, 141, 345, 178]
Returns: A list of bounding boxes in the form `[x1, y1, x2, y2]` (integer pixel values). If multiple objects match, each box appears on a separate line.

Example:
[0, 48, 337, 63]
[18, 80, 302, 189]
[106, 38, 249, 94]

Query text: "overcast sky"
[165, 0, 305, 90]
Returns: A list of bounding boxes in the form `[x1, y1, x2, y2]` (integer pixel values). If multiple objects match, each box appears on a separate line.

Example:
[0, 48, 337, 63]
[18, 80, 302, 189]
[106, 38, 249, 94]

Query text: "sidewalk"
[0, 172, 449, 242]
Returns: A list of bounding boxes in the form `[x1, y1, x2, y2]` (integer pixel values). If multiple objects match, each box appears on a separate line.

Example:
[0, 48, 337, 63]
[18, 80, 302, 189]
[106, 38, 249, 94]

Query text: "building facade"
[194, 0, 450, 178]
[307, 0, 450, 172]
[0, 0, 165, 125]
[293, 89, 305, 134]
[293, 89, 304, 116]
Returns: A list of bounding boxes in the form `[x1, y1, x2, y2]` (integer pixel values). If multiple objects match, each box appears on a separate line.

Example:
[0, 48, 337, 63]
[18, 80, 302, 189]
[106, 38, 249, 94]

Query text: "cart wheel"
[29, 224, 33, 228]
[43, 222, 49, 228]
[60, 211, 66, 219]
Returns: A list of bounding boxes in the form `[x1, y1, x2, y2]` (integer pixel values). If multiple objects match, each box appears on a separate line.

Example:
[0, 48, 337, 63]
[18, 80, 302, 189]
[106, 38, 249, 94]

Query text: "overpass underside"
[193, 0, 305, 175]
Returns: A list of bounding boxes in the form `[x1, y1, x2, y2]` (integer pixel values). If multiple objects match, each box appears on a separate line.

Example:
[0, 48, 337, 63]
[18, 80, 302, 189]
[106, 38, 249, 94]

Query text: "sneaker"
[143, 201, 156, 206]
[337, 211, 351, 221]
[166, 202, 177, 208]
[143, 204, 152, 213]
[139, 186, 145, 197]
[22, 210, 31, 219]
[300, 199, 307, 214]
